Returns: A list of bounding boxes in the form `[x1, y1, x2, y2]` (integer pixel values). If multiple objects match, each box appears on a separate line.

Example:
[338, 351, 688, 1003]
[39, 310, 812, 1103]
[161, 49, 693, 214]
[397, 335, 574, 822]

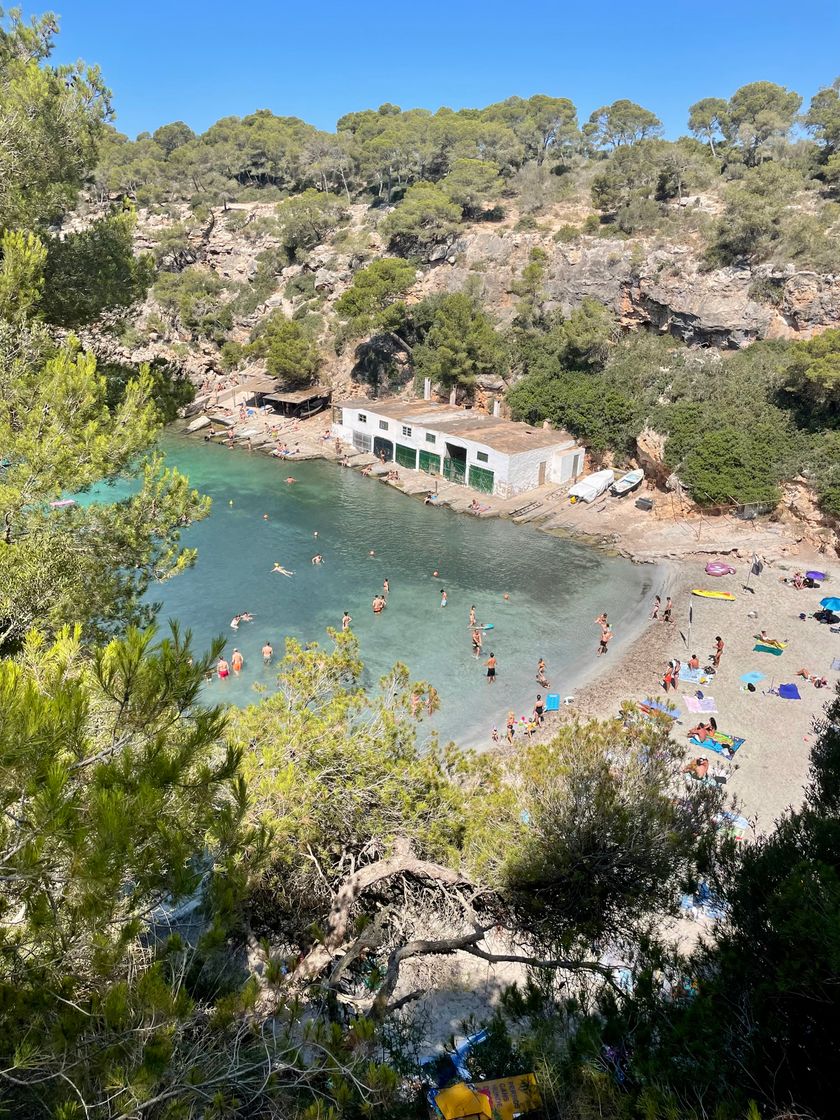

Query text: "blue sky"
[50, 0, 840, 139]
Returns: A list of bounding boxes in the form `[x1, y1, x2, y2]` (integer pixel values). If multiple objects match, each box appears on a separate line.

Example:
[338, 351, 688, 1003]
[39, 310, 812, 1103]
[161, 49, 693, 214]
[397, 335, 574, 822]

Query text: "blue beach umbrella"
[820, 597, 840, 611]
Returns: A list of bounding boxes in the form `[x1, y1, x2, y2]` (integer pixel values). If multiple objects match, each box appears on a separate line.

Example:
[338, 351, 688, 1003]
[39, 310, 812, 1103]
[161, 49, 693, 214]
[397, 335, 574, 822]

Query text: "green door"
[395, 443, 417, 470]
[469, 464, 495, 494]
[418, 450, 441, 474]
[442, 456, 466, 485]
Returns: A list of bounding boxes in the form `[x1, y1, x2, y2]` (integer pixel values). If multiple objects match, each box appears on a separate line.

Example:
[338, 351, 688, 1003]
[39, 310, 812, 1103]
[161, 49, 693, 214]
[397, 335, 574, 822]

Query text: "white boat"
[569, 469, 614, 503]
[611, 468, 644, 497]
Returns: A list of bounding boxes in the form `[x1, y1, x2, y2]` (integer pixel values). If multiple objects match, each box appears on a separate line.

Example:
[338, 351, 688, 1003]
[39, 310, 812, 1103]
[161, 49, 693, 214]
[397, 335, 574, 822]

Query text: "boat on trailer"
[610, 468, 644, 497]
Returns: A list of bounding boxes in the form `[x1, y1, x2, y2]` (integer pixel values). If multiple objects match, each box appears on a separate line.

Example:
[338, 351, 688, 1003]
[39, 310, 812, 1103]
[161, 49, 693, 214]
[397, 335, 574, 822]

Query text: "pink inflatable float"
[705, 561, 736, 577]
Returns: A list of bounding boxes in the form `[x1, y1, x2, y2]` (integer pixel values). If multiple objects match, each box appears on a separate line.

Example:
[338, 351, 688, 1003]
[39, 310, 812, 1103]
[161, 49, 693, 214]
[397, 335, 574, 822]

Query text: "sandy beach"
[555, 557, 840, 832]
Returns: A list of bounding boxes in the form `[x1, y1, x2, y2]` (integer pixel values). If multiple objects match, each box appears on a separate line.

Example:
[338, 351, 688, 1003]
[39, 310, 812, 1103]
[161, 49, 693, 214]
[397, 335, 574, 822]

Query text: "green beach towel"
[754, 643, 784, 656]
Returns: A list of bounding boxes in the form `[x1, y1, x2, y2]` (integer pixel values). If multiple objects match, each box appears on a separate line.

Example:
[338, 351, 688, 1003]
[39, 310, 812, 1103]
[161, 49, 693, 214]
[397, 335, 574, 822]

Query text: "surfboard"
[466, 623, 494, 630]
[691, 589, 736, 601]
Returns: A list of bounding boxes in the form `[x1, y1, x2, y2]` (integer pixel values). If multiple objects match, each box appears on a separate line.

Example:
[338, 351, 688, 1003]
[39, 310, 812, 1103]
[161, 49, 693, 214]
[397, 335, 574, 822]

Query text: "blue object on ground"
[545, 694, 560, 711]
[820, 596, 840, 611]
[807, 571, 826, 581]
[778, 683, 801, 700]
[690, 735, 745, 756]
[740, 671, 765, 685]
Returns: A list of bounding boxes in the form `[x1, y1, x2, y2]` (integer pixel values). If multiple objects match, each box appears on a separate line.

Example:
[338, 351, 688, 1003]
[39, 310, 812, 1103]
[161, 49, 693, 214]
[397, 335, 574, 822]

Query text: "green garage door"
[395, 443, 417, 470]
[469, 464, 495, 494]
[442, 456, 466, 485]
[418, 450, 441, 474]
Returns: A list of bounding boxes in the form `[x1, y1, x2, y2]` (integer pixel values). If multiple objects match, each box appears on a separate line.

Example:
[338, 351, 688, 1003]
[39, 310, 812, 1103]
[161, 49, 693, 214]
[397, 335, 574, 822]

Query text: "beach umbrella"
[819, 597, 840, 612]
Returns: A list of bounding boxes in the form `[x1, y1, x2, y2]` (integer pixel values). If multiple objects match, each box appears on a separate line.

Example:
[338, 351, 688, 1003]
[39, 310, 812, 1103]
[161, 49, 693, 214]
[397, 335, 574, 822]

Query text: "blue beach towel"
[639, 699, 678, 718]
[690, 735, 745, 756]
[740, 671, 765, 685]
[679, 666, 703, 684]
[778, 683, 801, 700]
[544, 694, 560, 712]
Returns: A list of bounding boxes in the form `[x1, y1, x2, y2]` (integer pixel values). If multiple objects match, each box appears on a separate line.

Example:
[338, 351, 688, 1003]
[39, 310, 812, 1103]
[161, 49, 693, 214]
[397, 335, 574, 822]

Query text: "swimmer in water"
[230, 614, 241, 630]
[285, 477, 296, 484]
[369, 550, 376, 558]
[440, 589, 447, 608]
[311, 554, 324, 565]
[263, 513, 269, 520]
[271, 564, 294, 577]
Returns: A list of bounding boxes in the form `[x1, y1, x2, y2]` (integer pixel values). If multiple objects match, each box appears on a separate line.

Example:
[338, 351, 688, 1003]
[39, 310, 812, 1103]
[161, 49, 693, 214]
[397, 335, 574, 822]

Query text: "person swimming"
[272, 564, 294, 577]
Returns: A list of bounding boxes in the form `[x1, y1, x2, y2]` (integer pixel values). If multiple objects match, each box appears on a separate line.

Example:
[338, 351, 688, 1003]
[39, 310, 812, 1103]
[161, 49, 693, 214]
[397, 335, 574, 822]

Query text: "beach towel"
[754, 643, 784, 656]
[678, 666, 704, 684]
[685, 695, 717, 714]
[740, 671, 765, 685]
[690, 735, 745, 756]
[639, 699, 678, 719]
[778, 683, 801, 700]
[544, 694, 560, 712]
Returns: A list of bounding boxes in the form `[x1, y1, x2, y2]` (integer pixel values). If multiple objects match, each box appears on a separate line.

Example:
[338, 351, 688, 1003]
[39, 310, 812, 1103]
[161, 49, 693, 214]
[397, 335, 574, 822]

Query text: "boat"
[610, 468, 644, 497]
[569, 469, 614, 504]
[692, 589, 736, 601]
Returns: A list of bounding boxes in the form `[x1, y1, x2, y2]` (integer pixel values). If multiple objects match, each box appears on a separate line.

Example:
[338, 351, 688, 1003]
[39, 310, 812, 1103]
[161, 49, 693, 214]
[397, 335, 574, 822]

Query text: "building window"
[379, 420, 389, 430]
[426, 433, 436, 444]
[476, 450, 489, 463]
[402, 425, 412, 438]
[358, 412, 367, 424]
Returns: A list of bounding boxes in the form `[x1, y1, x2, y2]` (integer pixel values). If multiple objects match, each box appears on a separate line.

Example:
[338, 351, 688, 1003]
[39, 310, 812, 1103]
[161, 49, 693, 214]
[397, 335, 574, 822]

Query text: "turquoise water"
[127, 435, 656, 746]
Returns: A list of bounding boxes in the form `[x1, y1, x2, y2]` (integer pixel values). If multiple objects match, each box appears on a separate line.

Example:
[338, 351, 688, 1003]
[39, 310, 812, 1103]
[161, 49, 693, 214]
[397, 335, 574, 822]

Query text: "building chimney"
[493, 399, 501, 418]
[423, 377, 432, 401]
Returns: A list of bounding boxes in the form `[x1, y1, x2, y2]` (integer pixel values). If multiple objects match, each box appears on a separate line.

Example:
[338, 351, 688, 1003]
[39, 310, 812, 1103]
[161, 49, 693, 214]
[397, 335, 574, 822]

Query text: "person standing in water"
[534, 694, 545, 725]
[663, 597, 673, 623]
[486, 652, 497, 683]
[597, 625, 612, 656]
[650, 595, 661, 620]
[536, 658, 549, 686]
[342, 610, 352, 631]
[469, 605, 477, 627]
[440, 589, 447, 608]
[217, 657, 230, 680]
[471, 628, 483, 656]
[231, 649, 244, 674]
[261, 641, 273, 664]
[383, 578, 390, 598]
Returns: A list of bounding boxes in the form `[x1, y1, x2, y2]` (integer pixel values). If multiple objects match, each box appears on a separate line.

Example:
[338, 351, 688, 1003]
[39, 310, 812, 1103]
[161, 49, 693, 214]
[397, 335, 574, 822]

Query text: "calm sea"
[108, 434, 656, 746]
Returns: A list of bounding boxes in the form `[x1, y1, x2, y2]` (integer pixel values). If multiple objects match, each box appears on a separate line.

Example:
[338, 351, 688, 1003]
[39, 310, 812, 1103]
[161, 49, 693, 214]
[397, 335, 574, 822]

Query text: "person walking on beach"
[663, 661, 674, 692]
[714, 635, 724, 668]
[597, 625, 612, 656]
[342, 610, 352, 631]
[663, 597, 673, 623]
[261, 641, 273, 664]
[536, 658, 549, 686]
[650, 595, 661, 620]
[672, 659, 681, 689]
[231, 649, 244, 674]
[534, 694, 545, 725]
[486, 652, 497, 683]
[471, 628, 483, 655]
[506, 710, 516, 744]
[440, 589, 447, 608]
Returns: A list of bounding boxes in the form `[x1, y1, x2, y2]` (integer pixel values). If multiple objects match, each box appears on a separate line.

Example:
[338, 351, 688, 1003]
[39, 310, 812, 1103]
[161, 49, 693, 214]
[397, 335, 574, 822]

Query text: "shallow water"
[113, 435, 657, 746]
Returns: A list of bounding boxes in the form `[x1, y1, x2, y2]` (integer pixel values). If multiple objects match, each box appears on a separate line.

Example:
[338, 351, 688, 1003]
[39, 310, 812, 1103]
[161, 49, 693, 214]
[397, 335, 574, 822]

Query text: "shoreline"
[173, 417, 840, 829]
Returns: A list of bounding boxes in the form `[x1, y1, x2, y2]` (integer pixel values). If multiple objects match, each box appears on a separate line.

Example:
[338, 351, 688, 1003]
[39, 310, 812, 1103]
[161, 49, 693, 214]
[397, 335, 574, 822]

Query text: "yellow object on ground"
[433, 1083, 492, 1119]
[433, 1074, 542, 1120]
[691, 589, 736, 601]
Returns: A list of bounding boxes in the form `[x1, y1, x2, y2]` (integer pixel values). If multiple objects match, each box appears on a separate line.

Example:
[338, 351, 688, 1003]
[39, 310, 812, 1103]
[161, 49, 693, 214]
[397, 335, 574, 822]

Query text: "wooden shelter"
[263, 387, 332, 419]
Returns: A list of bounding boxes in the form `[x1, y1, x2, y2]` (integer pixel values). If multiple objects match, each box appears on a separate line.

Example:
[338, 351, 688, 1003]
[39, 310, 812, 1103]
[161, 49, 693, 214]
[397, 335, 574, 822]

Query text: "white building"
[332, 399, 584, 498]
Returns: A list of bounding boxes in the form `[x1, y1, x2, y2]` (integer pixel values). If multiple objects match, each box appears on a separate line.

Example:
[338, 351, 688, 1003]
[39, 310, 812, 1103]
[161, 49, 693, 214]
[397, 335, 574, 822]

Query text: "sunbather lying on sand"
[796, 668, 829, 687]
[687, 718, 717, 741]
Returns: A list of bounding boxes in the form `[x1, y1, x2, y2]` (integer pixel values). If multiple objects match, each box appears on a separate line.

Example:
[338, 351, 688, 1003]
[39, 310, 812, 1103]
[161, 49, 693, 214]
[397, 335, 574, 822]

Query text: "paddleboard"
[692, 589, 736, 601]
[466, 624, 494, 630]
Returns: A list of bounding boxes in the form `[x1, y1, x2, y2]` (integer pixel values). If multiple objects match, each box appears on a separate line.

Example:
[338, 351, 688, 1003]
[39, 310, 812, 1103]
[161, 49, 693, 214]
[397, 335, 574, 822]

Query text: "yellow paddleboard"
[692, 589, 736, 601]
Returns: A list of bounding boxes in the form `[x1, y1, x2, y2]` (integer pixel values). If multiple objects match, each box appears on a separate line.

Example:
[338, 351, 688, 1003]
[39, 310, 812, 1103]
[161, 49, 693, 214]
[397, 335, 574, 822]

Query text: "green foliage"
[152, 119, 195, 154]
[100, 357, 195, 422]
[274, 188, 347, 261]
[334, 257, 416, 338]
[153, 265, 232, 340]
[782, 327, 840, 421]
[583, 99, 662, 149]
[707, 163, 815, 265]
[381, 181, 461, 256]
[0, 227, 46, 321]
[688, 96, 730, 157]
[0, 323, 209, 647]
[441, 157, 503, 217]
[0, 8, 110, 228]
[40, 207, 155, 327]
[249, 309, 322, 385]
[806, 77, 840, 158]
[413, 291, 506, 391]
[724, 80, 802, 165]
